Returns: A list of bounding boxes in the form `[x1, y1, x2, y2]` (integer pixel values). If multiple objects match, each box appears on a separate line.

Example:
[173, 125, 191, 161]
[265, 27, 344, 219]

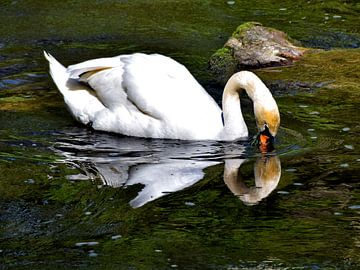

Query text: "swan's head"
[232, 71, 280, 146]
[254, 104, 280, 150]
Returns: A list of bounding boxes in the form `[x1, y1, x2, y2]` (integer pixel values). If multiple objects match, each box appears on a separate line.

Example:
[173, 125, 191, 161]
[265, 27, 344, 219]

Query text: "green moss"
[209, 47, 237, 83]
[232, 21, 262, 39]
[212, 47, 232, 57]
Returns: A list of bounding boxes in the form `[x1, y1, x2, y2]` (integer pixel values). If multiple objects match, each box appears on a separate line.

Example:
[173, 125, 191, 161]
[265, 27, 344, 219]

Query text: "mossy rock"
[209, 22, 308, 83]
[208, 47, 237, 84]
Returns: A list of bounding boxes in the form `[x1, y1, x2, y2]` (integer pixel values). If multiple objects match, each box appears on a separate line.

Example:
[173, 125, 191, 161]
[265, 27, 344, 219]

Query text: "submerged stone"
[209, 22, 308, 82]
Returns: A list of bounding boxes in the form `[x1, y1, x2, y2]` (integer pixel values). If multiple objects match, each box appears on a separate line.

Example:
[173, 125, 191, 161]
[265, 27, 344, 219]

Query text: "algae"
[208, 47, 236, 83]
[231, 21, 262, 39]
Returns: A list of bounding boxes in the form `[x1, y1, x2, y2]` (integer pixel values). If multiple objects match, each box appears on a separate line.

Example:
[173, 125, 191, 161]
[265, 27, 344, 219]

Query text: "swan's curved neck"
[221, 71, 273, 141]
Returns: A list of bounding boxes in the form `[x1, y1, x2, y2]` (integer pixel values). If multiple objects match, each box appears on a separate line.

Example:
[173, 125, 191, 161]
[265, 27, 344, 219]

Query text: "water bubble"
[333, 15, 342, 19]
[24, 179, 35, 184]
[340, 163, 349, 168]
[310, 136, 317, 140]
[171, 265, 178, 268]
[309, 111, 320, 115]
[111, 235, 122, 240]
[344, 145, 354, 150]
[307, 129, 315, 132]
[185, 201, 195, 206]
[342, 127, 350, 132]
[85, 211, 92, 216]
[155, 249, 162, 253]
[277, 191, 290, 195]
[227, 0, 235, 5]
[349, 205, 360, 210]
[279, 8, 287, 11]
[334, 212, 343, 216]
[299, 105, 308, 108]
[88, 251, 98, 257]
[285, 168, 297, 172]
[293, 182, 303, 186]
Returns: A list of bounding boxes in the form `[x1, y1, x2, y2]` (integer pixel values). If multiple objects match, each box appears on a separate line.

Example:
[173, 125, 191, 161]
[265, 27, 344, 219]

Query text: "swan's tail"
[43, 51, 105, 126]
[43, 51, 69, 96]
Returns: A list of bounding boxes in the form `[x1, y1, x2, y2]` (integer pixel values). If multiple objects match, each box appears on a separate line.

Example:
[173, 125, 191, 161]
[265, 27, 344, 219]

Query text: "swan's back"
[119, 54, 221, 124]
[45, 53, 223, 140]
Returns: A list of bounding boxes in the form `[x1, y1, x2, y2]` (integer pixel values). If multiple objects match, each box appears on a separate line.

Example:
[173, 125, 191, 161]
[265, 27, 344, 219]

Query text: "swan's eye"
[263, 123, 269, 131]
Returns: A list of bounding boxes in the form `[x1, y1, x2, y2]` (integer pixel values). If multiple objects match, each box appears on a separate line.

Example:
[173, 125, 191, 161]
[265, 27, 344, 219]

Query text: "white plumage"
[44, 52, 280, 141]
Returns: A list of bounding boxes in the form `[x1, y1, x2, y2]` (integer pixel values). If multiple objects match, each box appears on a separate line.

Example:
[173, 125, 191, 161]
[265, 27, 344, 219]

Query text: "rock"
[209, 22, 308, 82]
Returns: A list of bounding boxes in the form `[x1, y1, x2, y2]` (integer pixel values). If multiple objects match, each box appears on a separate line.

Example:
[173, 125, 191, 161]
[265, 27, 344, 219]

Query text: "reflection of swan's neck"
[221, 71, 274, 140]
[223, 156, 281, 205]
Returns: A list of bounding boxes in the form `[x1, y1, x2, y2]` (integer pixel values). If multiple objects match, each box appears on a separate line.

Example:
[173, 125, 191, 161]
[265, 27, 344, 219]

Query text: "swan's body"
[44, 52, 279, 141]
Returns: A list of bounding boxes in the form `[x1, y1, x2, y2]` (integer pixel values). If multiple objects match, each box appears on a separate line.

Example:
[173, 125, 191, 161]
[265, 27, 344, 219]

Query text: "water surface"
[0, 1, 359, 269]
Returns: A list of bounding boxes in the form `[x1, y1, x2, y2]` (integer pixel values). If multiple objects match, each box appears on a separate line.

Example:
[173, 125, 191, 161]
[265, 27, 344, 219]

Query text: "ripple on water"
[344, 145, 354, 150]
[75, 242, 99, 247]
[277, 191, 290, 195]
[88, 251, 98, 257]
[293, 182, 303, 186]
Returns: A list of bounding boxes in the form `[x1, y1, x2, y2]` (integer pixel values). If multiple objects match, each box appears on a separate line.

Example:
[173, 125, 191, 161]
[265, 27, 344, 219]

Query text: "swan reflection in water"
[53, 131, 281, 208]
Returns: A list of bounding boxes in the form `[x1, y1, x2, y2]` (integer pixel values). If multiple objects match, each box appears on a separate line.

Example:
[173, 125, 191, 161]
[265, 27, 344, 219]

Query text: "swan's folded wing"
[67, 53, 221, 125]
[67, 56, 131, 110]
[67, 56, 122, 79]
[119, 54, 222, 123]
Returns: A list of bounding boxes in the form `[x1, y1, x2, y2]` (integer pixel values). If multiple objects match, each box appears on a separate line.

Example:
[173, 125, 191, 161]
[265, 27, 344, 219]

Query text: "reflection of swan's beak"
[224, 155, 281, 205]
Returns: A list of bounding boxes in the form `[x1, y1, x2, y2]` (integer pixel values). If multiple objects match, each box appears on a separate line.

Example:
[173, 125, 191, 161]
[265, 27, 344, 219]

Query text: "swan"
[44, 52, 280, 143]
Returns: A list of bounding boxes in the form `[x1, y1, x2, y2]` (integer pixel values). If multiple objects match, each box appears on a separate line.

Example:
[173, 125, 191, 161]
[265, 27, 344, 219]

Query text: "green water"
[1, 1, 360, 269]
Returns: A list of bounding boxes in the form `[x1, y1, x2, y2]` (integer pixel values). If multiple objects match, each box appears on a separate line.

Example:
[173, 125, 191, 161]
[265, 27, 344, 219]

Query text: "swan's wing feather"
[120, 54, 221, 123]
[67, 57, 121, 78]
[67, 53, 221, 130]
[66, 56, 130, 111]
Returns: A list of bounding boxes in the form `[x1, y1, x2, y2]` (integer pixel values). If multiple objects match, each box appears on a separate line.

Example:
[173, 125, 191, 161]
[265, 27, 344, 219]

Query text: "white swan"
[44, 52, 280, 142]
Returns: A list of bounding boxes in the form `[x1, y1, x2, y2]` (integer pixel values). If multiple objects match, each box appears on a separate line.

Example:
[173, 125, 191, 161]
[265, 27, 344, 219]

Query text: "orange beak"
[259, 133, 270, 145]
[258, 132, 274, 153]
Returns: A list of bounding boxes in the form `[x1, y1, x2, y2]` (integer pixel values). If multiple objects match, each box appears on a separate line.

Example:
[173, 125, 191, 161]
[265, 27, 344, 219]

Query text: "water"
[1, 1, 360, 269]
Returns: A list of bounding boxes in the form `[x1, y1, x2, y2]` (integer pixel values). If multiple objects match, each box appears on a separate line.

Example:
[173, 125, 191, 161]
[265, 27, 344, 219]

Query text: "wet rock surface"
[209, 22, 308, 82]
